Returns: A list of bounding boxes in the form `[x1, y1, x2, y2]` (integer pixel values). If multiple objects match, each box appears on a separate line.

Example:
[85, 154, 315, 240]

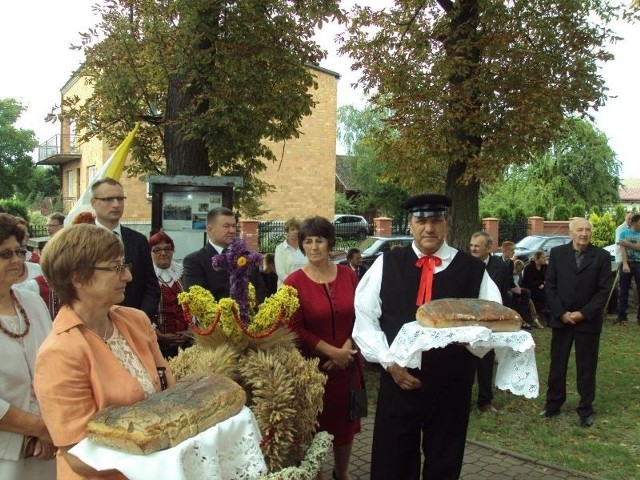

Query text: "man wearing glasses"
[46, 212, 65, 237]
[90, 178, 160, 320]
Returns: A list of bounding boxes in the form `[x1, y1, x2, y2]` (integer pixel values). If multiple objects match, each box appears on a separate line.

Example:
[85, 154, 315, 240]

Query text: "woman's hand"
[32, 438, 57, 460]
[156, 331, 190, 348]
[326, 346, 357, 370]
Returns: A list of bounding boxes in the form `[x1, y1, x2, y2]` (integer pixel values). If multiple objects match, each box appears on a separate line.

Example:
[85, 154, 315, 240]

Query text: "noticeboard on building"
[146, 175, 243, 261]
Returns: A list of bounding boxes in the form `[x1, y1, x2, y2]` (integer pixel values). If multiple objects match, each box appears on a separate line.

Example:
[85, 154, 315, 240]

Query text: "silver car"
[333, 214, 369, 239]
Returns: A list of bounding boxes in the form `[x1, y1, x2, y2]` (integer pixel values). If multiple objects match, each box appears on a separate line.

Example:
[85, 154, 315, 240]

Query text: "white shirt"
[353, 241, 502, 369]
[95, 218, 122, 237]
[274, 240, 307, 287]
[209, 240, 226, 255]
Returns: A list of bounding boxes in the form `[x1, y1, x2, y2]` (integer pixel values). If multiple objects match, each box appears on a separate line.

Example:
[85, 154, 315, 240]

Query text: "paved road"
[321, 415, 605, 480]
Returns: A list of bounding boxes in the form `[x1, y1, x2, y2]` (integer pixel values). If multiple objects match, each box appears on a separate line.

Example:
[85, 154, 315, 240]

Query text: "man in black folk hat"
[353, 193, 501, 480]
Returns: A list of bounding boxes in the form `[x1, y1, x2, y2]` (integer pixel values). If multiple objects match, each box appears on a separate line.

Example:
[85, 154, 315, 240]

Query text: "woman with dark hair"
[284, 216, 360, 480]
[523, 250, 549, 323]
[149, 231, 192, 358]
[261, 253, 278, 296]
[275, 217, 306, 287]
[0, 213, 56, 479]
[34, 224, 174, 480]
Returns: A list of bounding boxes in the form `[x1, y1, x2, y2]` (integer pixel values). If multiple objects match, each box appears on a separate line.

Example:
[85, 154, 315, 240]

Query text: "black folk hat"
[403, 194, 452, 218]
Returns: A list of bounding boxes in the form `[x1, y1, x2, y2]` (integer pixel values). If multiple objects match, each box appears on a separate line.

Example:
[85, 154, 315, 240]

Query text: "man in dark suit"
[541, 217, 611, 427]
[470, 231, 511, 414]
[346, 247, 368, 280]
[501, 239, 537, 327]
[91, 178, 160, 320]
[183, 207, 267, 302]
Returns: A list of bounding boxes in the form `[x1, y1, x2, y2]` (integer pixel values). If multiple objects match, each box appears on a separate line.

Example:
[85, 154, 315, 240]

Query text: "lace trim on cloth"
[107, 328, 156, 396]
[69, 406, 267, 480]
[155, 261, 183, 287]
[389, 322, 539, 398]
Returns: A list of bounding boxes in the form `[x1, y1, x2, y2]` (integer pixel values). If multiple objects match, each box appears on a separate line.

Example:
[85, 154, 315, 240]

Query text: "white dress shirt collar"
[95, 218, 122, 237]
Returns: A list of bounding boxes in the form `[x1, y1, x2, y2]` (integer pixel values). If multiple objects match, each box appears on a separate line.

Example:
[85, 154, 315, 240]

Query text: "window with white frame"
[66, 170, 76, 197]
[87, 165, 97, 183]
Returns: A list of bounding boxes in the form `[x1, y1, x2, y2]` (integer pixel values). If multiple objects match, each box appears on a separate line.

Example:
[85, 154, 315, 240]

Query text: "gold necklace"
[0, 290, 31, 339]
[87, 318, 110, 343]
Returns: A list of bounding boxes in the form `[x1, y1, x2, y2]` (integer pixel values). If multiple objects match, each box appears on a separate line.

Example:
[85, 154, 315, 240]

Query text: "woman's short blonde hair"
[40, 224, 124, 306]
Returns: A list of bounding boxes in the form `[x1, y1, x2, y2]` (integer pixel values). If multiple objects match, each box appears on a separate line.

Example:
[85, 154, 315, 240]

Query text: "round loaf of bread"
[416, 298, 522, 332]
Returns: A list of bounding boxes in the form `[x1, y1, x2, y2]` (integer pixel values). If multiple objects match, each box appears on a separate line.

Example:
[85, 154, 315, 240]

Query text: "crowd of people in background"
[0, 187, 630, 479]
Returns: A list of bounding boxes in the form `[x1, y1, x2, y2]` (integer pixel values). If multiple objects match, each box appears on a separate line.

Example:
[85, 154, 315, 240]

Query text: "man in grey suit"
[540, 218, 611, 427]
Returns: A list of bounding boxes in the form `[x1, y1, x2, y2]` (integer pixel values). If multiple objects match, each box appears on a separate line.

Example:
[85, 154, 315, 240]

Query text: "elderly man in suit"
[183, 207, 267, 302]
[540, 217, 611, 427]
[91, 178, 160, 320]
[470, 231, 511, 414]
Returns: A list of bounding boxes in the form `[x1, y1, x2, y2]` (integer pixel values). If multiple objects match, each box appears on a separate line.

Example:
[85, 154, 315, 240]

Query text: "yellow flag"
[63, 123, 140, 226]
[103, 122, 140, 180]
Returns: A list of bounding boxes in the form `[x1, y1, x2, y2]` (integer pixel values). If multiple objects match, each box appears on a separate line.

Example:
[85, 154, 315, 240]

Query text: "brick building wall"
[258, 68, 338, 221]
[59, 65, 338, 223]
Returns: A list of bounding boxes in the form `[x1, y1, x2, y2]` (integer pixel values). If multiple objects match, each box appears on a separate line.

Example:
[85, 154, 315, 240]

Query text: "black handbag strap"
[350, 349, 365, 390]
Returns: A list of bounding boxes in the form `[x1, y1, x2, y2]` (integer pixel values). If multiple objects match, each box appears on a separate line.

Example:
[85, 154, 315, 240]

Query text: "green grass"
[365, 314, 640, 479]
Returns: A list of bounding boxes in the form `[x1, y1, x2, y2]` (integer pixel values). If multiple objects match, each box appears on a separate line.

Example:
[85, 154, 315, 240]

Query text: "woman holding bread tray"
[0, 213, 56, 480]
[34, 224, 174, 480]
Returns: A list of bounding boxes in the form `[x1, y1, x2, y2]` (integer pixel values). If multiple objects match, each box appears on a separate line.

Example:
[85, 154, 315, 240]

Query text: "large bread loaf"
[86, 373, 246, 455]
[416, 298, 522, 332]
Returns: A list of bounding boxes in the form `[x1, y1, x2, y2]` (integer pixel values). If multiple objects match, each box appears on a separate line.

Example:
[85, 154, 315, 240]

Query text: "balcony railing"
[38, 134, 80, 162]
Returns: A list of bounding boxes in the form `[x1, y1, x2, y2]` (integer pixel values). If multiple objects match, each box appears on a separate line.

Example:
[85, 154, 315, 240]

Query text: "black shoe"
[613, 317, 628, 325]
[539, 409, 560, 418]
[580, 415, 594, 427]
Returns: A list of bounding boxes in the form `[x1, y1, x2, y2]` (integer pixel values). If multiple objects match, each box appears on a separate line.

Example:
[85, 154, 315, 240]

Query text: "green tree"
[337, 104, 411, 223]
[335, 192, 356, 214]
[480, 117, 620, 218]
[527, 117, 620, 212]
[0, 198, 30, 220]
[63, 0, 342, 214]
[340, 0, 632, 248]
[589, 211, 615, 247]
[0, 98, 38, 199]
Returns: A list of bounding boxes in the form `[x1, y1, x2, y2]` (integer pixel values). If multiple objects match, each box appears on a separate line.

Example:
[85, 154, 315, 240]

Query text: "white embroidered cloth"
[389, 322, 539, 398]
[70, 406, 267, 480]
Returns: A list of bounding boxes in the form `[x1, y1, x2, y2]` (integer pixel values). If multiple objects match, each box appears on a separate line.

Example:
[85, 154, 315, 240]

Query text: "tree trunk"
[442, 0, 483, 251]
[164, 74, 210, 176]
[445, 163, 482, 251]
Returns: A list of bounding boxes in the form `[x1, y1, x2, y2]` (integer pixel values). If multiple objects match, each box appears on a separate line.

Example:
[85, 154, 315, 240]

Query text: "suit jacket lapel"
[576, 245, 596, 273]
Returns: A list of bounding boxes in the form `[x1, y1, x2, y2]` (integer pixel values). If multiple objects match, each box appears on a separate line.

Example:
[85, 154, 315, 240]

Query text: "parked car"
[511, 235, 571, 261]
[333, 214, 369, 239]
[333, 236, 413, 267]
[603, 244, 617, 272]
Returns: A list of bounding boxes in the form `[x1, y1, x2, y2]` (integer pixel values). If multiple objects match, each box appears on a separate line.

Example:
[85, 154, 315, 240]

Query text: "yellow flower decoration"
[178, 284, 299, 340]
[248, 283, 256, 314]
[237, 256, 247, 267]
[218, 297, 244, 343]
[177, 286, 220, 329]
[248, 285, 300, 335]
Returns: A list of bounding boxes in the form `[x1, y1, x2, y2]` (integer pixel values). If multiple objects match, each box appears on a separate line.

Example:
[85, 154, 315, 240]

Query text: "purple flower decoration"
[211, 237, 262, 325]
